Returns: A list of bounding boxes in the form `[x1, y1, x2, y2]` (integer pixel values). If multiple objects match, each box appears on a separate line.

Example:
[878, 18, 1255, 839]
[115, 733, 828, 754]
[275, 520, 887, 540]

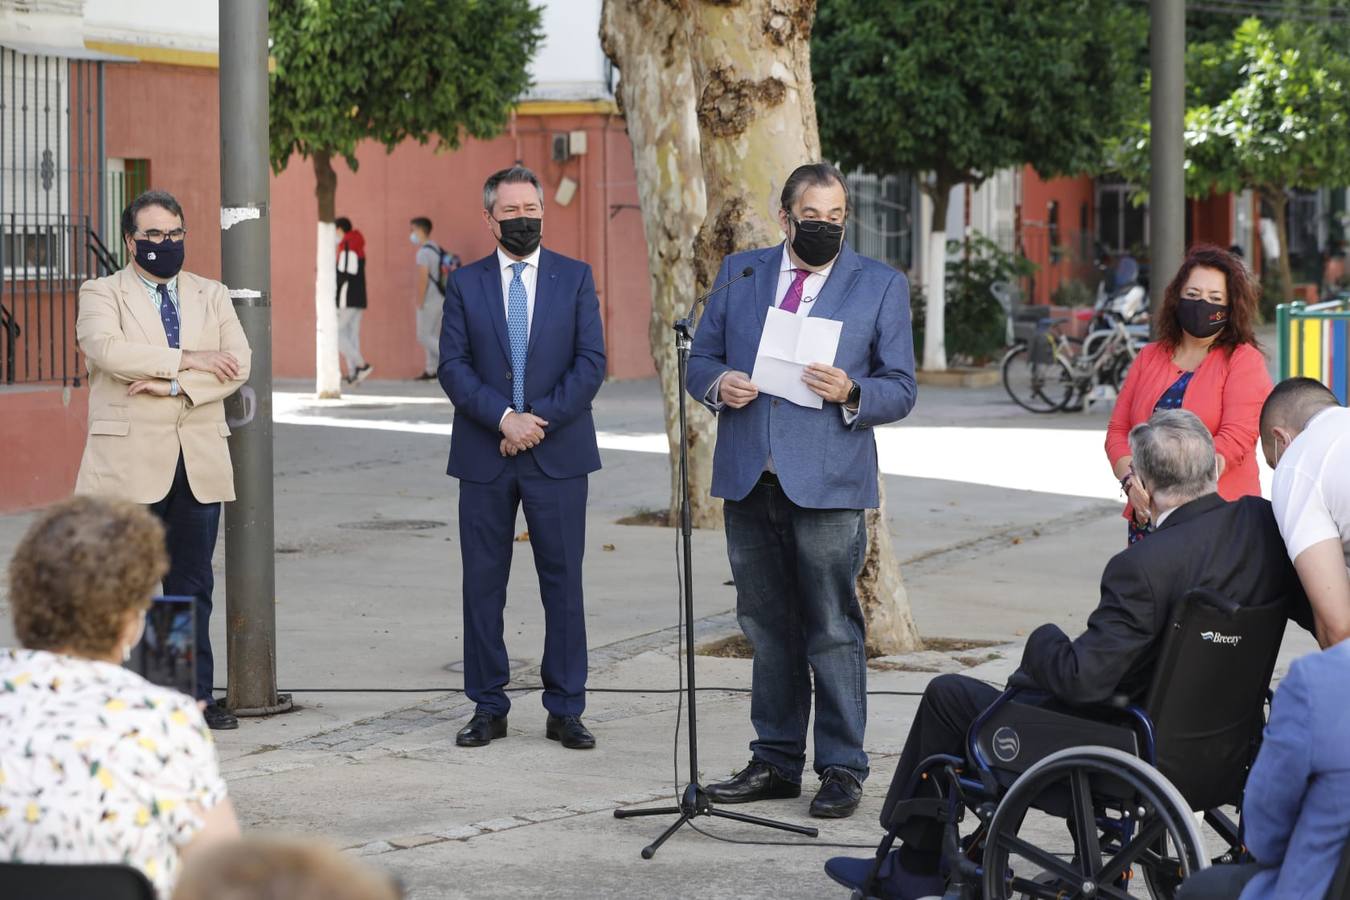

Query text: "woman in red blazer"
[1106, 245, 1272, 544]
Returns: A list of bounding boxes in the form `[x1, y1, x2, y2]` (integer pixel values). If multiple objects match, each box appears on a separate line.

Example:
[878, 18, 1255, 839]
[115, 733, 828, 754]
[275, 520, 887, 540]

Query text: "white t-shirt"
[1272, 406, 1350, 571]
[0, 649, 228, 898]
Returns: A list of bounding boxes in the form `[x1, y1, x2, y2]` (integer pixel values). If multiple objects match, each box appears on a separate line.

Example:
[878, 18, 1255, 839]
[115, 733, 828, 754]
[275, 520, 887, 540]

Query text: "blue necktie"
[157, 283, 180, 349]
[507, 262, 528, 411]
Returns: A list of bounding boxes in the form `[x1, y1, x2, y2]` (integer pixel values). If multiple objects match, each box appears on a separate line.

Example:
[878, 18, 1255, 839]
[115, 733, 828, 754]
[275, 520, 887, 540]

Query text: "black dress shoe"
[203, 702, 238, 731]
[456, 712, 508, 747]
[704, 760, 802, 804]
[546, 714, 595, 749]
[810, 768, 862, 818]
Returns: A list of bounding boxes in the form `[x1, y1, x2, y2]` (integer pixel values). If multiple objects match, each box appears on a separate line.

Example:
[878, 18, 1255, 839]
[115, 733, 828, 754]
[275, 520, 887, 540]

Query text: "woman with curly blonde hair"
[0, 496, 240, 897]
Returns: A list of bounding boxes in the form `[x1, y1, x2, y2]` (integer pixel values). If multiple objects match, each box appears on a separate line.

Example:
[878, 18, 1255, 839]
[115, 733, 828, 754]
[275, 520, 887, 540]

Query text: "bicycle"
[1002, 306, 1144, 413]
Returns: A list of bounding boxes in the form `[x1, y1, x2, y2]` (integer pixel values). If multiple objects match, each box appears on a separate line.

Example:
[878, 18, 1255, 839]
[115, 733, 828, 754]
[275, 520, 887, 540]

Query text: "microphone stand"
[613, 274, 818, 858]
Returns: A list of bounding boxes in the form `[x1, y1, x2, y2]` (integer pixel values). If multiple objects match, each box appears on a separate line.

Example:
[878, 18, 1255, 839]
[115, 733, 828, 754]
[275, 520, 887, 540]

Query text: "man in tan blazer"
[75, 190, 250, 729]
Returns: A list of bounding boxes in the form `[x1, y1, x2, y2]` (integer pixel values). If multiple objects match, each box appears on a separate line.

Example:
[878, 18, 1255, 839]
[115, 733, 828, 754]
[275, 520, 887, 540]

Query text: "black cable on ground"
[226, 686, 932, 696]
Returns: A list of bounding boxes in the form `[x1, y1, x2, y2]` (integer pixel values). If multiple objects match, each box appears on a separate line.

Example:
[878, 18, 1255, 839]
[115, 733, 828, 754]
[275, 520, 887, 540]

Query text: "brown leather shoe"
[704, 760, 802, 804]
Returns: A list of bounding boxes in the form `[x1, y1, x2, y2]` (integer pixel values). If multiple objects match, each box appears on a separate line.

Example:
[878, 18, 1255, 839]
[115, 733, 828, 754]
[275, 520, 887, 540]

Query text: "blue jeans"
[724, 477, 869, 782]
[147, 453, 222, 702]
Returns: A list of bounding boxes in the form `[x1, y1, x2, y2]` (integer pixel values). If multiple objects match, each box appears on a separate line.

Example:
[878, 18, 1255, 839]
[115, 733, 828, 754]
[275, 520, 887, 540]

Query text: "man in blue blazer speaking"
[438, 166, 606, 751]
[687, 163, 917, 819]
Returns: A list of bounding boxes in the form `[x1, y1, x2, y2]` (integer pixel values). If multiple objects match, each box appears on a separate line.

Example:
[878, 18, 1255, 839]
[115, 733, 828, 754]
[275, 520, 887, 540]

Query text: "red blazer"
[1106, 341, 1272, 517]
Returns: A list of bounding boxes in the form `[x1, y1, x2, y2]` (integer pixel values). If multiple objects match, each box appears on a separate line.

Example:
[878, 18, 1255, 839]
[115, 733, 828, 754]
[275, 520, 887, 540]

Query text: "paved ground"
[0, 362, 1315, 898]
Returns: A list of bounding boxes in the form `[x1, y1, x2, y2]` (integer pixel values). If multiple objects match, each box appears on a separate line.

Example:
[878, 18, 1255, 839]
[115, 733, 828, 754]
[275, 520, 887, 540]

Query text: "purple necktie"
[779, 268, 810, 314]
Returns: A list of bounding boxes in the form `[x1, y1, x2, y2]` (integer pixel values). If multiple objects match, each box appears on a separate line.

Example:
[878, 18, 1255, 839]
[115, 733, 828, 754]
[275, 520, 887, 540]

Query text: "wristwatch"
[170, 379, 180, 397]
[846, 380, 861, 407]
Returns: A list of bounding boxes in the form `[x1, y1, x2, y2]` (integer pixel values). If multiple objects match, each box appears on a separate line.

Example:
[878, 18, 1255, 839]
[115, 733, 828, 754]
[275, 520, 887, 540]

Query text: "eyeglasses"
[135, 228, 187, 243]
[790, 216, 845, 234]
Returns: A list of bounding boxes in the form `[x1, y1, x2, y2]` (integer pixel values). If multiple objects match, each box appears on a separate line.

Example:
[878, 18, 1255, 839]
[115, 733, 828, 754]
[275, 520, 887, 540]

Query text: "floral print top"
[0, 648, 227, 897]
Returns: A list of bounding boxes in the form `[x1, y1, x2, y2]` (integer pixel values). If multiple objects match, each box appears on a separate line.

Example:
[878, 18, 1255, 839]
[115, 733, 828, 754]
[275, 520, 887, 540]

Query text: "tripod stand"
[613, 277, 818, 859]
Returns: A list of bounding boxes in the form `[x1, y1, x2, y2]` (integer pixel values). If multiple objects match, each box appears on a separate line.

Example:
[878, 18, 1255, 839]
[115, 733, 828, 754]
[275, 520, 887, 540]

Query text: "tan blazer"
[74, 267, 251, 504]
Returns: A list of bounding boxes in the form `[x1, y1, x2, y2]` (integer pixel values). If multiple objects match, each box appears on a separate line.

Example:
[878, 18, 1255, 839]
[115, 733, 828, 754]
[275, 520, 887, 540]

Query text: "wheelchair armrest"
[1184, 587, 1241, 617]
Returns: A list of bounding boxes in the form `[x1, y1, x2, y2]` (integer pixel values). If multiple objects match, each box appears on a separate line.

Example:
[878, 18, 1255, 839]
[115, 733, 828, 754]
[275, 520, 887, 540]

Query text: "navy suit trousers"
[147, 453, 221, 702]
[459, 451, 588, 718]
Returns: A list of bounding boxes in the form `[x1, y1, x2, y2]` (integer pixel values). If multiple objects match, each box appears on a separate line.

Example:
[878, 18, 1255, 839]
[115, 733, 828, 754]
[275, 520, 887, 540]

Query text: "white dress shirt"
[497, 245, 543, 429]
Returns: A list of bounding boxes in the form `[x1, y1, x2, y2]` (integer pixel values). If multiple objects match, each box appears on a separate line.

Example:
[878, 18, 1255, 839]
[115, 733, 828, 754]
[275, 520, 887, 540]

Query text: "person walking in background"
[1106, 244, 1270, 546]
[687, 162, 918, 819]
[75, 189, 250, 730]
[335, 216, 371, 385]
[411, 216, 443, 381]
[438, 166, 606, 751]
[1, 497, 240, 897]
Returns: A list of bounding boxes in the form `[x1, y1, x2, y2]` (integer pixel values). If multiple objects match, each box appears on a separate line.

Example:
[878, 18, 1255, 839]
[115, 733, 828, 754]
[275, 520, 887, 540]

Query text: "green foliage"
[1189, 20, 1350, 197]
[1051, 278, 1094, 308]
[812, 0, 1147, 191]
[911, 233, 1037, 364]
[269, 0, 544, 173]
[1118, 16, 1350, 200]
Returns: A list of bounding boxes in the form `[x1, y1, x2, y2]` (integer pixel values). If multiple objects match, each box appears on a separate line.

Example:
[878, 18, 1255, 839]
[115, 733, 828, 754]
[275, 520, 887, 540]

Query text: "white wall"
[524, 0, 611, 101]
[82, 0, 218, 52]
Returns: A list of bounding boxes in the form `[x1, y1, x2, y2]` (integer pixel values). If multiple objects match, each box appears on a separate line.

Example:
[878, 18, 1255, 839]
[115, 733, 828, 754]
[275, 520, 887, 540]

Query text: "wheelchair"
[856, 589, 1293, 900]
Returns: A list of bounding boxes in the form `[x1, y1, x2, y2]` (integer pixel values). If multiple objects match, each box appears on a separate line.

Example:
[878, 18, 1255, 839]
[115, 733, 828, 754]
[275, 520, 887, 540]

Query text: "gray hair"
[1128, 409, 1218, 508]
[483, 165, 544, 212]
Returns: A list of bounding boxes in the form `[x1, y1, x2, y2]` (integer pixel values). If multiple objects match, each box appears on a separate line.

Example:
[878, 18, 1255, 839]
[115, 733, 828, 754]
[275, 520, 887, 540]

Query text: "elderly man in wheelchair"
[826, 409, 1315, 900]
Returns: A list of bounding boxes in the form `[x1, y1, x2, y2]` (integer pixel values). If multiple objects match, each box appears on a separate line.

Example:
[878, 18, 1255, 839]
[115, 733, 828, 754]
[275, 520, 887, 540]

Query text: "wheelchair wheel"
[1001, 344, 1074, 413]
[982, 747, 1207, 900]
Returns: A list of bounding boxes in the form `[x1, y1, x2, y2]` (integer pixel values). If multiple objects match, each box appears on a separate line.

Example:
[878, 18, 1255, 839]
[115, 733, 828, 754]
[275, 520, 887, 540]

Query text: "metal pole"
[220, 0, 287, 714]
[1149, 0, 1185, 322]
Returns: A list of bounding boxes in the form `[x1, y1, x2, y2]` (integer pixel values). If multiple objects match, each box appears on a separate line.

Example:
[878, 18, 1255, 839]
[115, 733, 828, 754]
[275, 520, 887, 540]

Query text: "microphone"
[686, 266, 755, 318]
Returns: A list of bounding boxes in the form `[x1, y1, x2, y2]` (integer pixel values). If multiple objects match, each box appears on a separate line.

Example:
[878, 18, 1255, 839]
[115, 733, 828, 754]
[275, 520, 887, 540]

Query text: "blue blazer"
[686, 242, 917, 509]
[1240, 640, 1350, 899]
[438, 248, 605, 483]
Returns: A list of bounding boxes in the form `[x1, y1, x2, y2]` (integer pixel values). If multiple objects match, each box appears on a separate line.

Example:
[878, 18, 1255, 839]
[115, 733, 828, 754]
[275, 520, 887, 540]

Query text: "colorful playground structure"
[1278, 295, 1350, 403]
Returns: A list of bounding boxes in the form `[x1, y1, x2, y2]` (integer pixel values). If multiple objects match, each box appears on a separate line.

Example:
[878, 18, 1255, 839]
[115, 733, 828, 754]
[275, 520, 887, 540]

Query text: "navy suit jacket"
[438, 248, 605, 483]
[686, 242, 917, 509]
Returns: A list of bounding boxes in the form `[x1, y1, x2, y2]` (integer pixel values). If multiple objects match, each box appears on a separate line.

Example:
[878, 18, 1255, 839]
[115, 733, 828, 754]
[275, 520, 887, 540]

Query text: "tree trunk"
[600, 0, 717, 528]
[1263, 186, 1294, 304]
[921, 179, 952, 373]
[312, 151, 342, 399]
[684, 0, 922, 654]
[857, 476, 922, 655]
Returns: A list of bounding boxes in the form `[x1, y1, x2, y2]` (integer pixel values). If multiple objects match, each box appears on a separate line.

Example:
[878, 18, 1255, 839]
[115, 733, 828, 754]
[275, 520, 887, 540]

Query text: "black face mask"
[494, 216, 542, 257]
[788, 215, 844, 267]
[1177, 297, 1229, 339]
[134, 238, 185, 279]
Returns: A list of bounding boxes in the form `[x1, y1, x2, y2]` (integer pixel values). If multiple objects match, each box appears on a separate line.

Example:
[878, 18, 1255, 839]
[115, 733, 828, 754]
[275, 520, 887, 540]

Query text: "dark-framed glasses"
[136, 228, 187, 243]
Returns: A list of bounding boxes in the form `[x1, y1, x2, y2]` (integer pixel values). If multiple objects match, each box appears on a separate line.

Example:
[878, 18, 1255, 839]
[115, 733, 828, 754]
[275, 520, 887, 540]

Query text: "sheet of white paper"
[796, 317, 843, 365]
[751, 355, 822, 408]
[750, 307, 843, 409]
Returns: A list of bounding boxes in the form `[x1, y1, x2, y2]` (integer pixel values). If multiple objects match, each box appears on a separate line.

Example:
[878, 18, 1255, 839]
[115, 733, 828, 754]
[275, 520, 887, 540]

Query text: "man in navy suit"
[687, 163, 918, 818]
[438, 166, 606, 750]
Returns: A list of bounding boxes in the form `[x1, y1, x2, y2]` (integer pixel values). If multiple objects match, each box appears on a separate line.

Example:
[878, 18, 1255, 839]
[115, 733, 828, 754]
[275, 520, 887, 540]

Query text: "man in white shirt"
[1261, 377, 1350, 647]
